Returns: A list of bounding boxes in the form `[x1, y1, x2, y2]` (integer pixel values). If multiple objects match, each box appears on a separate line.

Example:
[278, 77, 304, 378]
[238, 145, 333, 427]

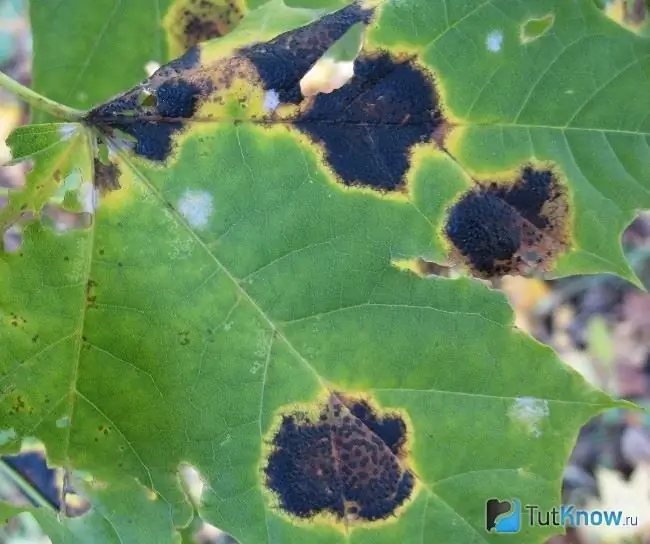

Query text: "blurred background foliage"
[0, 0, 649, 542]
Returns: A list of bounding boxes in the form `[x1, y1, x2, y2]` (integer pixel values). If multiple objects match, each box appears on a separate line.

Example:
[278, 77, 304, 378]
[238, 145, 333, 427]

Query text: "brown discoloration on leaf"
[93, 158, 120, 193]
[164, 0, 246, 57]
[263, 391, 415, 526]
[444, 165, 571, 279]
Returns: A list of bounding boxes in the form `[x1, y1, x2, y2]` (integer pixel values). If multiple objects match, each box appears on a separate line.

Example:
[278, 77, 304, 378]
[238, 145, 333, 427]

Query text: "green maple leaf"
[2, 0, 646, 542]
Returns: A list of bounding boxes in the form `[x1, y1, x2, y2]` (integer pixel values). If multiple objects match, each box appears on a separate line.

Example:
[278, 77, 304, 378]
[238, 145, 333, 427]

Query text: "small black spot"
[240, 1, 374, 104]
[294, 53, 442, 191]
[264, 393, 413, 523]
[445, 165, 569, 278]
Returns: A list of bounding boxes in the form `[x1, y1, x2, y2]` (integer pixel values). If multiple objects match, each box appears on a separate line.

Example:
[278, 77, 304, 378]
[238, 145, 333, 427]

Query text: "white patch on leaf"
[56, 416, 70, 428]
[263, 90, 280, 112]
[0, 428, 16, 446]
[178, 190, 213, 230]
[486, 30, 504, 52]
[58, 123, 79, 141]
[508, 397, 549, 438]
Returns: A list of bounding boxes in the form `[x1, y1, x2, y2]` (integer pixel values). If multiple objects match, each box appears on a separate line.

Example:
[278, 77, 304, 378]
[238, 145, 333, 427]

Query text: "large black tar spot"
[85, 76, 205, 162]
[445, 166, 569, 277]
[295, 53, 443, 191]
[240, 1, 374, 104]
[264, 393, 414, 523]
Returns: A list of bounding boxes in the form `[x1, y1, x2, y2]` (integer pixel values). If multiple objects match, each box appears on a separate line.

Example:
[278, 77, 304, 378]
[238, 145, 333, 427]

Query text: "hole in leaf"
[1, 224, 22, 253]
[2, 442, 90, 517]
[520, 14, 555, 43]
[263, 392, 415, 525]
[137, 89, 157, 108]
[392, 257, 461, 279]
[41, 205, 93, 232]
[300, 22, 365, 97]
[444, 165, 570, 279]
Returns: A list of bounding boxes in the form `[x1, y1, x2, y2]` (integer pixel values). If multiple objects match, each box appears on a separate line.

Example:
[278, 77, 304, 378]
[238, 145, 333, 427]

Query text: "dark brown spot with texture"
[445, 166, 570, 278]
[9, 313, 26, 327]
[168, 0, 245, 53]
[264, 392, 414, 523]
[93, 158, 120, 192]
[86, 279, 97, 308]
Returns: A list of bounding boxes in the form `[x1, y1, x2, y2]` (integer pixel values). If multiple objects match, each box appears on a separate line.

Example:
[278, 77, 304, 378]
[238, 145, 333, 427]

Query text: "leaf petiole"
[0, 70, 85, 121]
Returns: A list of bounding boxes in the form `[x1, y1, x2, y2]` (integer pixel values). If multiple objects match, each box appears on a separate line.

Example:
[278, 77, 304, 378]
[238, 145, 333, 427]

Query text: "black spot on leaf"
[156, 81, 202, 118]
[445, 165, 570, 278]
[85, 78, 206, 162]
[294, 52, 443, 191]
[154, 45, 201, 79]
[264, 393, 414, 524]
